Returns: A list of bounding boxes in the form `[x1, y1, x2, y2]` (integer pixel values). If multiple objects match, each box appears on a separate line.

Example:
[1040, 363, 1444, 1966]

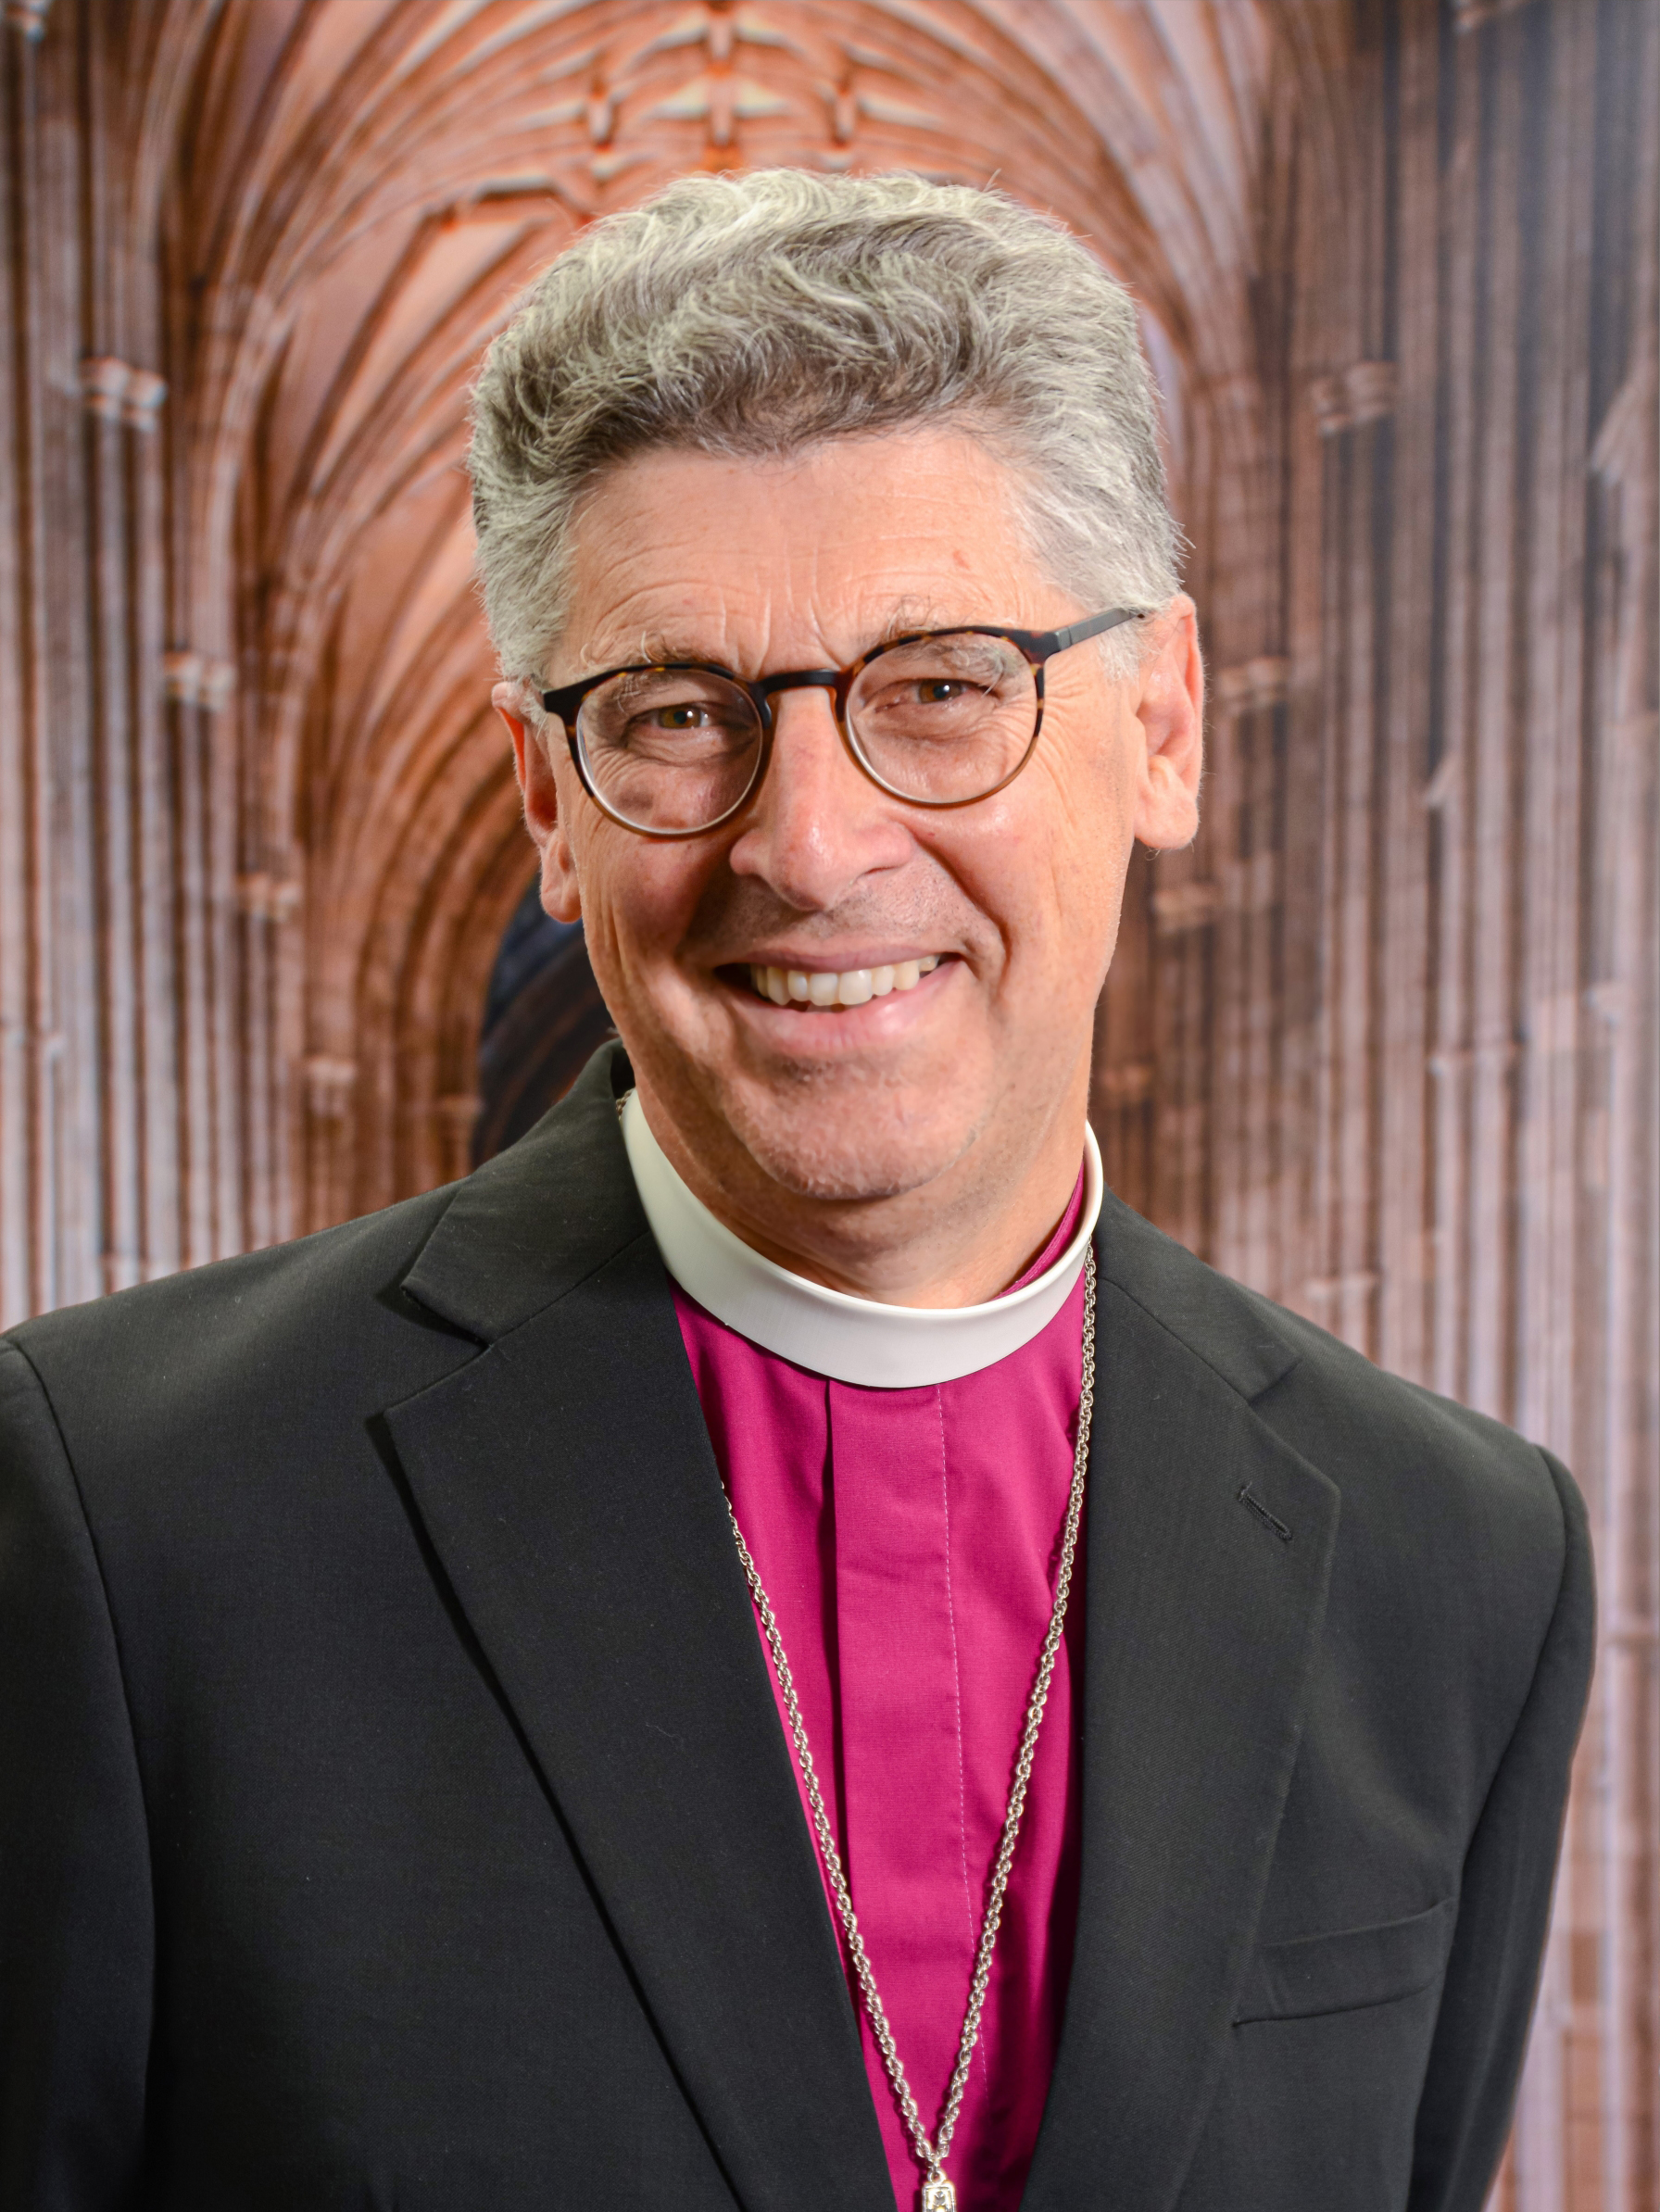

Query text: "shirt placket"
[829, 1377, 978, 2189]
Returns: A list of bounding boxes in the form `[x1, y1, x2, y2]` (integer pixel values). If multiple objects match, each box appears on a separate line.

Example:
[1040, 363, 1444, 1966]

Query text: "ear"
[1128, 596, 1204, 851]
[495, 682, 583, 924]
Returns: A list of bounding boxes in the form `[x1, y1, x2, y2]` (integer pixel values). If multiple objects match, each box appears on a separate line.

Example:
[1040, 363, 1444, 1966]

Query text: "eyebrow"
[595, 600, 956, 679]
[633, 630, 723, 669]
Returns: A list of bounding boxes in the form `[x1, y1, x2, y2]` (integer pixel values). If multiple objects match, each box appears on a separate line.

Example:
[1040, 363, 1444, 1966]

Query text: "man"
[1, 172, 1591, 2212]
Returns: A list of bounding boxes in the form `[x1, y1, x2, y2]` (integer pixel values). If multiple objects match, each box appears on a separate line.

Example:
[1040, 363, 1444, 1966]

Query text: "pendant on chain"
[921, 2180, 957, 2211]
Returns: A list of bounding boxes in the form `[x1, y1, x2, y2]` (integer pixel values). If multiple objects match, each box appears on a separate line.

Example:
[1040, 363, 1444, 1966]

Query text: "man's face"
[501, 426, 1201, 1265]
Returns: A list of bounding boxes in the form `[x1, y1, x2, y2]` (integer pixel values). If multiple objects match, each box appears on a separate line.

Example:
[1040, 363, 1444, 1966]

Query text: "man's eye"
[916, 680, 969, 704]
[650, 704, 712, 730]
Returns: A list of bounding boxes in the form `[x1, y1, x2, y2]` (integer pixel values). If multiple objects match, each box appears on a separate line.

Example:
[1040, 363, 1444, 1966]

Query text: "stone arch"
[5, 7, 1654, 2202]
[150, 0, 1281, 1231]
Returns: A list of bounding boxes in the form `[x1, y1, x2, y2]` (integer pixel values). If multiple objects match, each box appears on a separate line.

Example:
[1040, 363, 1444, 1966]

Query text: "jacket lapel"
[384, 1047, 891, 2212]
[386, 1050, 1339, 2212]
[1023, 1200, 1341, 2212]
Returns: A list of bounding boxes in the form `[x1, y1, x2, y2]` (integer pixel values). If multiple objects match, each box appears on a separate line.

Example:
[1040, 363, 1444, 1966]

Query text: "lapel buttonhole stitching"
[1237, 1483, 1293, 1543]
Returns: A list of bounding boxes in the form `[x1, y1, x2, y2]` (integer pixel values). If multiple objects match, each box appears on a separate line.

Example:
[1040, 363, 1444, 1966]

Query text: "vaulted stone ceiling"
[4, 10, 1654, 2201]
[135, 0, 1339, 1213]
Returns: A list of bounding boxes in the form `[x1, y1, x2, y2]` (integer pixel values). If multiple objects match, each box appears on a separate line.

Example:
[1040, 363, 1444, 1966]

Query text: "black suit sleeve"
[0, 1340, 152, 2210]
[1408, 1448, 1595, 2212]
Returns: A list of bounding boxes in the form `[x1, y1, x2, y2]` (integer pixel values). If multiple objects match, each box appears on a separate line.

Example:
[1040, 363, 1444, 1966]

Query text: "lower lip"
[722, 960, 954, 1044]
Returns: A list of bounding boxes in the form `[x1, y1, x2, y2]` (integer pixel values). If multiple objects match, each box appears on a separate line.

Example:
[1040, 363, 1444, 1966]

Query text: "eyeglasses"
[539, 607, 1148, 839]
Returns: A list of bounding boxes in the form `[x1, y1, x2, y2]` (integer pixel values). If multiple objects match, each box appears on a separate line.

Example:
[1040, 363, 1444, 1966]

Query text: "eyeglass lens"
[575, 669, 761, 834]
[572, 633, 1039, 833]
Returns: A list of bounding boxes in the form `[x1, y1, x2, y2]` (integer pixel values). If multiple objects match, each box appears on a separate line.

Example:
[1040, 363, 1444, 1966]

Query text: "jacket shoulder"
[1098, 1191, 1578, 1595]
[1238, 1277, 1573, 1563]
[1100, 1196, 1590, 1799]
[1, 1184, 468, 1467]
[1, 1043, 643, 1496]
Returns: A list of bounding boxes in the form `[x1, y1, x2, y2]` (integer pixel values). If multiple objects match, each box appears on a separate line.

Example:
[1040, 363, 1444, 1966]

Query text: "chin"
[717, 1077, 983, 1207]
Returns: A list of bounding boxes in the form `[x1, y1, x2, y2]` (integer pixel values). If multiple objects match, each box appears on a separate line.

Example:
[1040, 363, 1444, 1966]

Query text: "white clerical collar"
[621, 1089, 1102, 1389]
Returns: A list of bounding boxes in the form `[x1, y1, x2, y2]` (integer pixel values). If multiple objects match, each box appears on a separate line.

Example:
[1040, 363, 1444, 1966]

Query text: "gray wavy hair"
[468, 170, 1180, 693]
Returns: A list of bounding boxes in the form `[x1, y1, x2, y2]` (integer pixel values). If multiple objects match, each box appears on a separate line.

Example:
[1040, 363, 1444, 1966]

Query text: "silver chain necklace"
[723, 1245, 1097, 2212]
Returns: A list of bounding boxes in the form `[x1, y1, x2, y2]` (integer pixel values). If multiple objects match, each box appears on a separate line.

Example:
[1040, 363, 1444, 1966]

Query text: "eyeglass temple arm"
[1044, 606, 1148, 658]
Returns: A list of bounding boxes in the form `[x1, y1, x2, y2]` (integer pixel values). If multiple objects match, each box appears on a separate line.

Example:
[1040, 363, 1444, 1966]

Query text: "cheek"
[1031, 724, 1137, 924]
[566, 822, 711, 1002]
[935, 770, 1129, 977]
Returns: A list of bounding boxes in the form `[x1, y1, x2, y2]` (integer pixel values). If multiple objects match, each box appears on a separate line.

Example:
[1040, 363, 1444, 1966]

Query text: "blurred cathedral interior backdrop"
[0, 0, 1654, 2204]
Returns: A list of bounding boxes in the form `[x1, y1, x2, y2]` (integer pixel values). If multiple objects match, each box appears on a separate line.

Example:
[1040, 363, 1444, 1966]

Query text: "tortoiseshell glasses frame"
[538, 605, 1148, 840]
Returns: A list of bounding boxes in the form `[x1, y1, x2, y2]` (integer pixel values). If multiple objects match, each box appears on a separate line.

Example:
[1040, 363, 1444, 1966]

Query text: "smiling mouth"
[743, 957, 942, 1008]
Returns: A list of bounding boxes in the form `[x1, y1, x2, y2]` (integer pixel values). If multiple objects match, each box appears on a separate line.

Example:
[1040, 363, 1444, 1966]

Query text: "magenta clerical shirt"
[668, 1171, 1090, 2212]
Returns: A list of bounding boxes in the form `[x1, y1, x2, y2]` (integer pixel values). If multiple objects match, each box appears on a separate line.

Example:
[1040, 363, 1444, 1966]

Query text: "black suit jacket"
[0, 1042, 1593, 2212]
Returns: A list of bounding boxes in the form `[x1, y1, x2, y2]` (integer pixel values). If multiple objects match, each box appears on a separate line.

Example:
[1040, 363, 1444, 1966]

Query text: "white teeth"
[747, 960, 942, 1007]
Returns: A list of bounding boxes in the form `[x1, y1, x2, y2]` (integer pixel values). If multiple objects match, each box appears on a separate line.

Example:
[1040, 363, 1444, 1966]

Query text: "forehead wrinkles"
[560, 433, 1041, 674]
[580, 593, 961, 680]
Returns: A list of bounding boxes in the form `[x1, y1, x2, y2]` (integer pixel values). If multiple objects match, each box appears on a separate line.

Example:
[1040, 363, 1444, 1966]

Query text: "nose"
[726, 685, 912, 911]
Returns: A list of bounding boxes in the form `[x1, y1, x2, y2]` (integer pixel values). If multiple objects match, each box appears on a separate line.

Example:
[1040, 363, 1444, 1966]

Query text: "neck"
[632, 1060, 1092, 1309]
